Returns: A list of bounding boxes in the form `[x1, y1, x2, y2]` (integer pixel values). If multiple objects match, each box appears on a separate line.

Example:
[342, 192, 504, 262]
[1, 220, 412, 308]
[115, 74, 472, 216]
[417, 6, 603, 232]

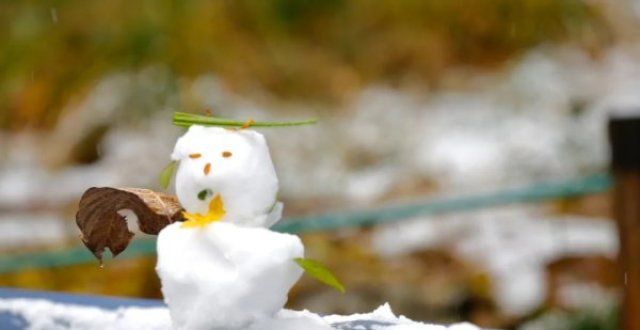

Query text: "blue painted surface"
[0, 288, 164, 330]
[332, 320, 396, 329]
[0, 287, 164, 308]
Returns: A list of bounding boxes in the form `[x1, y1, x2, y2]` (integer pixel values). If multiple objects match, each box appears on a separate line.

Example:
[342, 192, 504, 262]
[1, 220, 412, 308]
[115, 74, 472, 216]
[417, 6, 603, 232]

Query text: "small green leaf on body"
[159, 161, 177, 190]
[294, 257, 345, 293]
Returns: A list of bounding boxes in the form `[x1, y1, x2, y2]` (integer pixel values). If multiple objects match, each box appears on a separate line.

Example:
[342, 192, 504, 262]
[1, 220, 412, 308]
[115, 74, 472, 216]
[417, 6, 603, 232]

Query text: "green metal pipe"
[0, 173, 612, 274]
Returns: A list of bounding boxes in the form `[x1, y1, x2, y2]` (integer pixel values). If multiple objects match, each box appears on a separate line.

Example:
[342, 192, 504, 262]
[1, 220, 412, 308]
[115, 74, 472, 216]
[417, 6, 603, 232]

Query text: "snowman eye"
[189, 153, 201, 159]
[222, 151, 232, 158]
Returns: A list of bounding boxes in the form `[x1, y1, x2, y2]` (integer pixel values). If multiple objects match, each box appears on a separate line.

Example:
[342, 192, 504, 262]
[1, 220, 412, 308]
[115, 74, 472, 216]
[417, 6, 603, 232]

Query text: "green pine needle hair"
[173, 112, 317, 128]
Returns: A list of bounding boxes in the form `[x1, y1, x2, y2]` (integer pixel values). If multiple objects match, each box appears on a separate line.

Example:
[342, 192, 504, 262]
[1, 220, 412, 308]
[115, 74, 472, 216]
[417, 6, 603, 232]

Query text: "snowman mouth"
[197, 189, 214, 201]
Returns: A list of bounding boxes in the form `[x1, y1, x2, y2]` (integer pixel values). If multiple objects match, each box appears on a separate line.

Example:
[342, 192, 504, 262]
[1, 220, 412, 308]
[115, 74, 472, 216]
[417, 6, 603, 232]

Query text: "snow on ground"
[519, 283, 618, 330]
[0, 45, 637, 318]
[371, 206, 618, 316]
[0, 298, 479, 330]
[0, 298, 170, 330]
[3, 46, 639, 213]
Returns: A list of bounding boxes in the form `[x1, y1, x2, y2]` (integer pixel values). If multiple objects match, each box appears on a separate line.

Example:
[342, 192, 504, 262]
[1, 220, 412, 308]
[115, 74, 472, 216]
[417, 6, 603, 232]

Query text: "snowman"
[74, 115, 481, 330]
[156, 125, 304, 330]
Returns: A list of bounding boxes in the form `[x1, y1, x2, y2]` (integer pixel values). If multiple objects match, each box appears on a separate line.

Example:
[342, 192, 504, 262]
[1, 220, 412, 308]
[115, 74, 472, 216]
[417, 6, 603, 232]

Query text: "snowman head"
[171, 125, 278, 224]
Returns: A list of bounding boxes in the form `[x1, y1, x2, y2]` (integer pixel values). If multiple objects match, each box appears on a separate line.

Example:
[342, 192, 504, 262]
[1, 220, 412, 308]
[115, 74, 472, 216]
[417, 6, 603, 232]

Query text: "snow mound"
[0, 298, 479, 330]
[324, 303, 479, 330]
[156, 221, 304, 330]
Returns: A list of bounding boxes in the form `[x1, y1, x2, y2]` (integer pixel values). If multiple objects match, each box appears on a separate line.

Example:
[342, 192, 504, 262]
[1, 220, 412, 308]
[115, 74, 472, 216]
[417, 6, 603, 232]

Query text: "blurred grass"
[0, 257, 162, 299]
[0, 0, 611, 129]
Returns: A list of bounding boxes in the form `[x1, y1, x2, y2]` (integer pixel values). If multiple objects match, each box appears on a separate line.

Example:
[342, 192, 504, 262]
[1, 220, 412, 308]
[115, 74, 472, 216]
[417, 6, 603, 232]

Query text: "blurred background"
[1, 0, 640, 329]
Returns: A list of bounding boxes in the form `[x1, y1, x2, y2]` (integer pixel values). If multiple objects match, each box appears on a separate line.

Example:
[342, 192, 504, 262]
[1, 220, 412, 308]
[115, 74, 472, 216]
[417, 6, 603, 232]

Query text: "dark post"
[609, 114, 640, 330]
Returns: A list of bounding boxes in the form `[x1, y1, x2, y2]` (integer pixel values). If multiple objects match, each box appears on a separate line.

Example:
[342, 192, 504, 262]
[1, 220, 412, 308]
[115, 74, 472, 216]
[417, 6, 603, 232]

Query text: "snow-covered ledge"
[0, 296, 479, 330]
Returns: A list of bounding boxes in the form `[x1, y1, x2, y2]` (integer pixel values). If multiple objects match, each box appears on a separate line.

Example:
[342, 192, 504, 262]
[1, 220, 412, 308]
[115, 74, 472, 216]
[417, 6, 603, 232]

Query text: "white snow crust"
[0, 298, 170, 330]
[0, 298, 479, 330]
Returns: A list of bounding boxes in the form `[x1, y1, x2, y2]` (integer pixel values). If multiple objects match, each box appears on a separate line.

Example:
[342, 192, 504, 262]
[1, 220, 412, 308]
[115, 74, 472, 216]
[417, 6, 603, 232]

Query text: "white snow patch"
[0, 298, 170, 330]
[556, 283, 618, 310]
[325, 303, 479, 330]
[371, 207, 618, 316]
[345, 166, 400, 203]
[3, 46, 640, 213]
[0, 298, 479, 330]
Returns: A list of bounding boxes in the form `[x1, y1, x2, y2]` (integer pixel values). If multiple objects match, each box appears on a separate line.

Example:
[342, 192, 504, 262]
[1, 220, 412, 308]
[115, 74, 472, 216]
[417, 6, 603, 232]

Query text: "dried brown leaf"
[76, 187, 184, 262]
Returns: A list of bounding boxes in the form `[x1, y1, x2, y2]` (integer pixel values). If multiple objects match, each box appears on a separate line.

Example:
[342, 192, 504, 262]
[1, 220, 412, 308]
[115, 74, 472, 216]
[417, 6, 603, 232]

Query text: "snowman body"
[157, 222, 303, 330]
[157, 125, 304, 329]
